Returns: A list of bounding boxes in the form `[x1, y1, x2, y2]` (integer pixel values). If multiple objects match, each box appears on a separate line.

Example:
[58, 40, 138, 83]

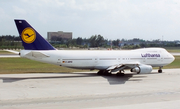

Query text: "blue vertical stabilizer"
[14, 19, 55, 50]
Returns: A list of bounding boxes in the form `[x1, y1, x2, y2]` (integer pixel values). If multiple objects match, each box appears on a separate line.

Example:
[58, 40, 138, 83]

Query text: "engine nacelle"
[131, 65, 152, 74]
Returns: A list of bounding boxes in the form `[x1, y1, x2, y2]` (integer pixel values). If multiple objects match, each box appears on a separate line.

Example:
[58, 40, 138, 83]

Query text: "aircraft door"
[143, 57, 146, 62]
[57, 58, 61, 65]
[118, 58, 121, 63]
[158, 51, 163, 62]
[94, 57, 98, 64]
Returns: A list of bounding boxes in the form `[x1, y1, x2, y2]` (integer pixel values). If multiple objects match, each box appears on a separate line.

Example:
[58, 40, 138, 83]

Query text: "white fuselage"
[19, 48, 174, 70]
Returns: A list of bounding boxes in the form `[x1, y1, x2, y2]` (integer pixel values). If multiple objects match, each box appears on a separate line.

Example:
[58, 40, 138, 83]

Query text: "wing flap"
[107, 61, 140, 72]
[107, 65, 118, 70]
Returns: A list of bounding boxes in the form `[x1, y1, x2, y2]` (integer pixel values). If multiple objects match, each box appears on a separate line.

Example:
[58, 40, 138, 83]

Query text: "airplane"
[14, 19, 175, 76]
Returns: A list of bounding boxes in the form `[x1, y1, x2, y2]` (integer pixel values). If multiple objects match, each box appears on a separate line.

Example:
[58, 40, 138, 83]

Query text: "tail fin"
[14, 19, 55, 50]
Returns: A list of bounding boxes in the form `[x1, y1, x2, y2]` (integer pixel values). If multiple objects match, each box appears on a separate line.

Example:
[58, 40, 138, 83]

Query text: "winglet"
[14, 19, 55, 50]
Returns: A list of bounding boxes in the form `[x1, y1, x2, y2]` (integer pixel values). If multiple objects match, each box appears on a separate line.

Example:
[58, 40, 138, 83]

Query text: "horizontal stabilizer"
[5, 50, 19, 54]
[25, 51, 49, 58]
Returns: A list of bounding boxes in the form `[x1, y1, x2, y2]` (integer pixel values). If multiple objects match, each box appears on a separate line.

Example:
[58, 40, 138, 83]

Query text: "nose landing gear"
[158, 67, 163, 73]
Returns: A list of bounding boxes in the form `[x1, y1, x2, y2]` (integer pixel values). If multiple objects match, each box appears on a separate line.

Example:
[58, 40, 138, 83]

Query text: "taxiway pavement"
[0, 69, 180, 109]
[0, 54, 20, 57]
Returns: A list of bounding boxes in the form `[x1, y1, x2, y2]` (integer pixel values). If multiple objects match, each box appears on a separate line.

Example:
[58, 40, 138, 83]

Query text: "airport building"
[47, 31, 72, 41]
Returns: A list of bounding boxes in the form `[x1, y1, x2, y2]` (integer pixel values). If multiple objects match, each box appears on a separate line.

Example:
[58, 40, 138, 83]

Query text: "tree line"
[50, 35, 123, 49]
[0, 35, 23, 49]
[0, 35, 179, 49]
[50, 35, 179, 49]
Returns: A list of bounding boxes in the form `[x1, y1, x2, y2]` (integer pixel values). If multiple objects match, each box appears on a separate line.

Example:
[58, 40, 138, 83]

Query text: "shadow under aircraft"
[0, 72, 148, 85]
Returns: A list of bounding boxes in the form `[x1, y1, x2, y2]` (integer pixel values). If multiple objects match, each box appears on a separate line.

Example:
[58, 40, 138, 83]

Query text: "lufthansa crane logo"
[21, 27, 36, 43]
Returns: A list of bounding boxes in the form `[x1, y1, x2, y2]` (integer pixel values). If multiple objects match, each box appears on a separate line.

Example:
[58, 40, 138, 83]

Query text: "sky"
[0, 0, 180, 41]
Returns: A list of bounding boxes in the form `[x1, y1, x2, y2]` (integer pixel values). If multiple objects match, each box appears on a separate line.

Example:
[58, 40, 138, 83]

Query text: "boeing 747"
[14, 19, 175, 76]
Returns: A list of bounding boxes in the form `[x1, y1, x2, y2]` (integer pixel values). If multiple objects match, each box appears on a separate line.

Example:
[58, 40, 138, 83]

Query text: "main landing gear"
[158, 67, 163, 73]
[97, 70, 125, 76]
[116, 70, 125, 76]
[97, 70, 112, 76]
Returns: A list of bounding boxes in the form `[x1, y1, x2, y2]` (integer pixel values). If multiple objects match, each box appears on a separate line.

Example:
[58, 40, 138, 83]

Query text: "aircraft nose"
[172, 55, 175, 61]
[170, 54, 175, 62]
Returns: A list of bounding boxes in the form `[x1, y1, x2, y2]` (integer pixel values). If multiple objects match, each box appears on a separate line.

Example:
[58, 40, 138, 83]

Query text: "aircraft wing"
[5, 50, 19, 54]
[107, 61, 140, 72]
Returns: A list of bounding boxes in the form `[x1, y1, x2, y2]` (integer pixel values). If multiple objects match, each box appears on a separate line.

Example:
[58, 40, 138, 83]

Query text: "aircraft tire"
[116, 73, 125, 76]
[158, 69, 162, 73]
[104, 71, 112, 76]
[97, 70, 104, 75]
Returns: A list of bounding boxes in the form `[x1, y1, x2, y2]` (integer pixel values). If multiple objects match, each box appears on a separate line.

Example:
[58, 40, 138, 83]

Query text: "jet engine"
[131, 65, 152, 74]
